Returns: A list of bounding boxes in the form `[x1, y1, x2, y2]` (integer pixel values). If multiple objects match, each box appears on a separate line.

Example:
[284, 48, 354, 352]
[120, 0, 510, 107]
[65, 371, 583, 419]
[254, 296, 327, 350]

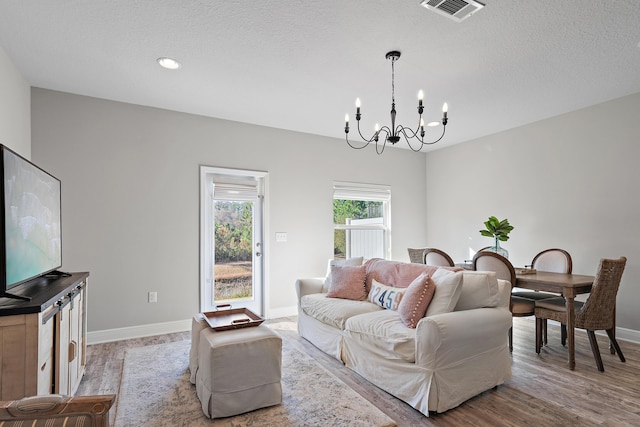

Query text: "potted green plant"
[479, 216, 514, 258]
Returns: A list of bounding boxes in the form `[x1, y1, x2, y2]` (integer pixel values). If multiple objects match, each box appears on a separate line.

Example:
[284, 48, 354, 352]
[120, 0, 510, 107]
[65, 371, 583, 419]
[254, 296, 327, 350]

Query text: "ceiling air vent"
[420, 0, 485, 22]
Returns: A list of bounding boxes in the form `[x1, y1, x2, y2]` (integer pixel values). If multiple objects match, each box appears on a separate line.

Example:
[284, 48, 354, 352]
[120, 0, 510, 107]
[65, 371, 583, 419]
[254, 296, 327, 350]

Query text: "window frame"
[333, 181, 391, 260]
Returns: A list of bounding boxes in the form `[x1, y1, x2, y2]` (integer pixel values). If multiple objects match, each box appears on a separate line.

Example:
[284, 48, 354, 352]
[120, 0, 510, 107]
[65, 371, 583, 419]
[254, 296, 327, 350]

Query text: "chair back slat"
[576, 257, 626, 330]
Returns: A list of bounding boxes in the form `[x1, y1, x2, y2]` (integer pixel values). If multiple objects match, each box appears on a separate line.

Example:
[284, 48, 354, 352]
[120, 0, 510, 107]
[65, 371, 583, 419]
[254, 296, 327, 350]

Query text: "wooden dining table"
[515, 270, 595, 370]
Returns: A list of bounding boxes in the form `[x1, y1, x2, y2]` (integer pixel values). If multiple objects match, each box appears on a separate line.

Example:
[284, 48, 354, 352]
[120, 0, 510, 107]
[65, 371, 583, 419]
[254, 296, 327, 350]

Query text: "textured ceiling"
[1, 0, 640, 151]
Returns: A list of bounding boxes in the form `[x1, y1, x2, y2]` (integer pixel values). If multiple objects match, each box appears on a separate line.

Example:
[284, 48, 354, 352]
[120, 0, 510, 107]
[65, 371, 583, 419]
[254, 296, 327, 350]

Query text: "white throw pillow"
[454, 271, 500, 311]
[368, 279, 406, 310]
[323, 257, 364, 292]
[424, 268, 464, 317]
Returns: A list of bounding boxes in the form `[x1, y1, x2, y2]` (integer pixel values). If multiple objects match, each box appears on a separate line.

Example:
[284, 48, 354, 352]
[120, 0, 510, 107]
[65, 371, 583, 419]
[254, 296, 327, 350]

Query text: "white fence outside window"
[345, 217, 384, 259]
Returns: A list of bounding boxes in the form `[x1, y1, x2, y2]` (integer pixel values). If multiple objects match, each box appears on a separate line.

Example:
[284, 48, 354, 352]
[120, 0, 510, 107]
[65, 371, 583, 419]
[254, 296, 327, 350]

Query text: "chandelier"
[344, 51, 449, 154]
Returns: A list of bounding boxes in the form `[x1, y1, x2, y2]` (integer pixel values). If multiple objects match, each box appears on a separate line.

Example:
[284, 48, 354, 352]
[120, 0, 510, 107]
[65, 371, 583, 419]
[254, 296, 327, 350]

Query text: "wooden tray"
[515, 268, 537, 275]
[202, 304, 264, 331]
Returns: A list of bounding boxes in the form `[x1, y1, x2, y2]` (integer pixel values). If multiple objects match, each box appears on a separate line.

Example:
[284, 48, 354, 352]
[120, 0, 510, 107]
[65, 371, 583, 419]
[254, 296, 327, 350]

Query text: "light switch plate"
[275, 232, 287, 242]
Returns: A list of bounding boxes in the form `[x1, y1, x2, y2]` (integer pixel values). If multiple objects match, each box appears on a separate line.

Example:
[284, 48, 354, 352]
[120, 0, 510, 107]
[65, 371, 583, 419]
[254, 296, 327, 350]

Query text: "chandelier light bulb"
[356, 98, 361, 108]
[345, 114, 349, 124]
[443, 102, 448, 113]
[374, 123, 380, 132]
[418, 90, 424, 101]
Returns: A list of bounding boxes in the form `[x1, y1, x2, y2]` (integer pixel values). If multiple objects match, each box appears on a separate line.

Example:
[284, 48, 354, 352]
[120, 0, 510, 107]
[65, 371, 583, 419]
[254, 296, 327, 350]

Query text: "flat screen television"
[1, 144, 62, 300]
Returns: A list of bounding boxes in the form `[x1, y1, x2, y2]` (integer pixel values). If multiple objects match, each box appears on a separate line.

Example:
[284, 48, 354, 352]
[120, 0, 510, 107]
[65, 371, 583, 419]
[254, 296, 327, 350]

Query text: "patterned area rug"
[114, 328, 396, 427]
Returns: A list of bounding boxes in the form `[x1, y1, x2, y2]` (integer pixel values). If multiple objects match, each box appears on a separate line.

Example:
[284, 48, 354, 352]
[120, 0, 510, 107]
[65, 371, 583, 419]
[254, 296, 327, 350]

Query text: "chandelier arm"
[347, 122, 394, 150]
[356, 119, 379, 144]
[378, 125, 392, 135]
[375, 128, 391, 154]
[345, 134, 371, 150]
[397, 125, 420, 139]
[397, 126, 425, 152]
[420, 125, 447, 146]
[396, 123, 447, 150]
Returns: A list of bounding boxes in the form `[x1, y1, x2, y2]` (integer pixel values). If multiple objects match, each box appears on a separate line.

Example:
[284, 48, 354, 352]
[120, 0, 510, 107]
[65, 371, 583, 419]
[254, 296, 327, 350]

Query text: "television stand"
[0, 291, 31, 301]
[0, 272, 89, 399]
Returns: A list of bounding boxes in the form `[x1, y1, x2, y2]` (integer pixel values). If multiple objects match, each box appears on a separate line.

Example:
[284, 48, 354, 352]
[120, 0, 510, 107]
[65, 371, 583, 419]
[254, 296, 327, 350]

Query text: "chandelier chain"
[391, 56, 396, 106]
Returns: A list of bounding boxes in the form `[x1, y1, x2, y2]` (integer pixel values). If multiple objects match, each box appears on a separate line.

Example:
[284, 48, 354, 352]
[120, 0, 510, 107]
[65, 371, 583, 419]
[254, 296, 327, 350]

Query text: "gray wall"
[426, 91, 640, 333]
[31, 88, 428, 333]
[0, 46, 30, 157]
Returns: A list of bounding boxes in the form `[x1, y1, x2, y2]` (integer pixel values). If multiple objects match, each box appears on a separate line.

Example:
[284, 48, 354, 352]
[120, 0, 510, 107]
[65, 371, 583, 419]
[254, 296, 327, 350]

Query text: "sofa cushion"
[398, 273, 436, 328]
[454, 271, 501, 311]
[300, 293, 382, 330]
[364, 258, 441, 290]
[323, 257, 364, 292]
[425, 268, 464, 317]
[326, 265, 367, 300]
[368, 279, 406, 310]
[344, 310, 417, 363]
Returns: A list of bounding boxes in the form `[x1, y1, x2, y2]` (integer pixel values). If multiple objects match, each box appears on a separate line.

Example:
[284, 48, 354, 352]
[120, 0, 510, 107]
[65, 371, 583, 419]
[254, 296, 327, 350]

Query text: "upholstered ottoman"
[194, 322, 282, 418]
[189, 313, 208, 384]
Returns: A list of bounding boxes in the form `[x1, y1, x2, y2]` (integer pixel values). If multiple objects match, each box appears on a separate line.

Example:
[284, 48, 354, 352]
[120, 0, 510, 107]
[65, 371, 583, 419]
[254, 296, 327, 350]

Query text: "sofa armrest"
[415, 307, 512, 367]
[497, 279, 511, 309]
[295, 278, 325, 304]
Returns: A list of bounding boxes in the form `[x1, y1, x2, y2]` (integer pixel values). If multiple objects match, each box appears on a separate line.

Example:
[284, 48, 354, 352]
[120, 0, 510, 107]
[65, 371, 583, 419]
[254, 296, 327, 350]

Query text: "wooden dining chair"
[534, 256, 627, 372]
[473, 251, 535, 352]
[513, 248, 573, 344]
[0, 394, 115, 426]
[423, 248, 455, 267]
[407, 248, 426, 264]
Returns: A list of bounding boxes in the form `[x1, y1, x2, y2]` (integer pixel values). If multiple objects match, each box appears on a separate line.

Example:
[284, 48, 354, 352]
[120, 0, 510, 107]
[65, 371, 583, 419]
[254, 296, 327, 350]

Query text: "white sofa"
[295, 259, 513, 416]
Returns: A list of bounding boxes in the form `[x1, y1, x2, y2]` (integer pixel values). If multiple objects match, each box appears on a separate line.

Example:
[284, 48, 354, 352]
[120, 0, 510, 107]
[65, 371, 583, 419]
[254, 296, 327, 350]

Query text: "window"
[333, 182, 391, 260]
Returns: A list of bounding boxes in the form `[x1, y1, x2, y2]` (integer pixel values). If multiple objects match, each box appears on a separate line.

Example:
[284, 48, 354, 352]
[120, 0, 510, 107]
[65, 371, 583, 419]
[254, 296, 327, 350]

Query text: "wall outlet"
[148, 291, 158, 303]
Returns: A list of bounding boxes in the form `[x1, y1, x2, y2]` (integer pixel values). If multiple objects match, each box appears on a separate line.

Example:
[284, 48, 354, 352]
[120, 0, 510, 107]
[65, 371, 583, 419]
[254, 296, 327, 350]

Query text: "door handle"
[256, 252, 262, 257]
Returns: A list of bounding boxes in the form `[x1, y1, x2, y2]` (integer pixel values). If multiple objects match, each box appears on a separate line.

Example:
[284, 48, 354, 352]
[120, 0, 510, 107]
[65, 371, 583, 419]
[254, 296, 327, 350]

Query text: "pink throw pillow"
[326, 265, 368, 300]
[398, 273, 436, 328]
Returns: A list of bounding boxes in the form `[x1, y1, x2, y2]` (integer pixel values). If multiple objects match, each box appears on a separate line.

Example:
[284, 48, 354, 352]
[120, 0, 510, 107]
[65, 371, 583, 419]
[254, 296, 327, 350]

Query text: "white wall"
[426, 92, 640, 333]
[31, 88, 428, 333]
[0, 46, 30, 157]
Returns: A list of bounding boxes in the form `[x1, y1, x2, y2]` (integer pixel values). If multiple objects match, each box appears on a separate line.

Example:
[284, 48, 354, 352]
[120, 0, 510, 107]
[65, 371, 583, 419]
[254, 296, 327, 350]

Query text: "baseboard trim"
[87, 313, 640, 346]
[87, 306, 300, 345]
[87, 319, 192, 345]
[612, 326, 640, 344]
[266, 305, 297, 319]
[545, 320, 639, 344]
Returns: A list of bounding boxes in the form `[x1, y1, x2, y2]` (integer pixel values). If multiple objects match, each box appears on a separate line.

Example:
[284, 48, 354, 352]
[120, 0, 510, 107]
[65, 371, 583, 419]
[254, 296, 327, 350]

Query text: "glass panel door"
[212, 197, 263, 314]
[200, 167, 266, 316]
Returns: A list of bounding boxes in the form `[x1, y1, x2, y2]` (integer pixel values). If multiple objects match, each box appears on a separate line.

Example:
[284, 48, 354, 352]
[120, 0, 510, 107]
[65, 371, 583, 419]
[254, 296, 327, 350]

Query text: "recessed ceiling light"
[157, 57, 181, 70]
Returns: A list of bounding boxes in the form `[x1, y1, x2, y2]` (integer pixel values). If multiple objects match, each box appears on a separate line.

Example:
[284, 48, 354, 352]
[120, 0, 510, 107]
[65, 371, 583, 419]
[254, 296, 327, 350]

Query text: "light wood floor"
[77, 317, 640, 427]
